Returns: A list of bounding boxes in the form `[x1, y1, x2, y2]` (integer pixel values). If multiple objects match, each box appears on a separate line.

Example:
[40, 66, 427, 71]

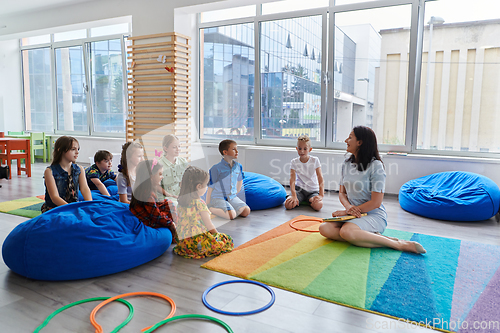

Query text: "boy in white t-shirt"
[285, 135, 324, 211]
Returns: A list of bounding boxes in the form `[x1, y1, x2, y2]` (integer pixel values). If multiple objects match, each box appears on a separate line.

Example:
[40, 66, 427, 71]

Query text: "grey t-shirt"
[340, 158, 387, 230]
[116, 172, 132, 201]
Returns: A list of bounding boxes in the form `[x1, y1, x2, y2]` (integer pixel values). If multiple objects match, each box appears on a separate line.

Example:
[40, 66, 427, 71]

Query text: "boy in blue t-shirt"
[85, 150, 117, 196]
[207, 139, 251, 220]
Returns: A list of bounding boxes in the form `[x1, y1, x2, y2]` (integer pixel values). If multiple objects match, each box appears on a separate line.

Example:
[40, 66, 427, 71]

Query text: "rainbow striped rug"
[202, 215, 500, 332]
[0, 196, 44, 218]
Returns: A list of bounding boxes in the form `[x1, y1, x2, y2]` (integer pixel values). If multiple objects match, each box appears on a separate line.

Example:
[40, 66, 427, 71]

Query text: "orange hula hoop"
[289, 217, 323, 232]
[289, 214, 368, 232]
[90, 291, 176, 333]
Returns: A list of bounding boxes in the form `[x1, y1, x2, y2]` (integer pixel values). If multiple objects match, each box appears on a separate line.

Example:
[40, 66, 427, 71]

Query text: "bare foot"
[398, 240, 426, 254]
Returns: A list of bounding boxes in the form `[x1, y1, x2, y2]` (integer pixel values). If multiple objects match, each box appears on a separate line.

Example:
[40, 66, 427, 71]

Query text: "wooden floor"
[1, 163, 500, 332]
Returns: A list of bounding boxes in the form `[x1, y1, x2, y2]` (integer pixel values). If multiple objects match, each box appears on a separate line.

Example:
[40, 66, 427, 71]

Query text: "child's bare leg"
[238, 206, 251, 217]
[310, 196, 323, 211]
[318, 222, 346, 242]
[209, 207, 236, 220]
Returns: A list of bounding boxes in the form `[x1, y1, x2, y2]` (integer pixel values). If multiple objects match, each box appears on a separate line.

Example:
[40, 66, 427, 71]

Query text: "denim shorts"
[208, 196, 248, 213]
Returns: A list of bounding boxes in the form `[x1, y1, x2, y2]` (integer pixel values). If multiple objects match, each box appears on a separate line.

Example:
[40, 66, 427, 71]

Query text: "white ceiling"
[0, 0, 93, 18]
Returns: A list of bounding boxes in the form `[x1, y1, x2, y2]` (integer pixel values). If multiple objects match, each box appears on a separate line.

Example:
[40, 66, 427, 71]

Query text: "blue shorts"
[208, 197, 249, 213]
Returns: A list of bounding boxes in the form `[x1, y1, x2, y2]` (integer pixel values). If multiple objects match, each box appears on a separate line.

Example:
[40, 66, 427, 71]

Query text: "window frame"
[198, 0, 500, 158]
[199, 16, 258, 144]
[20, 31, 128, 138]
[198, 0, 423, 151]
[325, 0, 421, 152]
[255, 9, 328, 148]
[20, 46, 53, 133]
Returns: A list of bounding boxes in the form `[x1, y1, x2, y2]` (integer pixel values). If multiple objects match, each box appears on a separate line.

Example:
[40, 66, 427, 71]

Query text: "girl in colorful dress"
[174, 166, 234, 259]
[158, 134, 188, 205]
[117, 141, 144, 203]
[129, 160, 177, 237]
[42, 136, 92, 212]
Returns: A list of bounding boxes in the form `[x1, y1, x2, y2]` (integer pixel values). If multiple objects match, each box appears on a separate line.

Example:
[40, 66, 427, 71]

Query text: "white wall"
[0, 39, 23, 133]
[190, 143, 500, 195]
[0, 0, 222, 40]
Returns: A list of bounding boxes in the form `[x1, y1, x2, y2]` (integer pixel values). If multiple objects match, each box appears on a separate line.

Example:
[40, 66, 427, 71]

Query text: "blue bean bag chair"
[103, 179, 117, 188]
[2, 200, 172, 281]
[239, 172, 286, 210]
[78, 184, 120, 202]
[201, 172, 286, 210]
[399, 171, 500, 222]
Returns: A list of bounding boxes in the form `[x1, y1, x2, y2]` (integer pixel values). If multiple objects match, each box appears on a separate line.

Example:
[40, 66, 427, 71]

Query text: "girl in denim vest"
[41, 136, 92, 213]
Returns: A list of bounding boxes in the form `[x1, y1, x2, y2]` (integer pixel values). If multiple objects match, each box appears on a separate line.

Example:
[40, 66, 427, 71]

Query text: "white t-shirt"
[290, 155, 321, 192]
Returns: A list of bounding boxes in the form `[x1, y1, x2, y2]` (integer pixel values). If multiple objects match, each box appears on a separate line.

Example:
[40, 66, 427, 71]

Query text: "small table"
[0, 138, 31, 178]
[7, 133, 52, 163]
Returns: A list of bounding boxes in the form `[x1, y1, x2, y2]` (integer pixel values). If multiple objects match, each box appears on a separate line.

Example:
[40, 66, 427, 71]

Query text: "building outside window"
[198, 0, 500, 157]
[200, 23, 255, 140]
[414, 19, 500, 153]
[261, 15, 323, 142]
[21, 23, 128, 136]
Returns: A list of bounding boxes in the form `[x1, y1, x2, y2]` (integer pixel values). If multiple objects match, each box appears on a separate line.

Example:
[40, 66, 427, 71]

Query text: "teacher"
[319, 126, 426, 254]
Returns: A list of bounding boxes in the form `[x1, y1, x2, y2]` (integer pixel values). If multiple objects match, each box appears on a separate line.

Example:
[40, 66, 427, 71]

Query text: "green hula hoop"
[144, 314, 233, 333]
[33, 297, 134, 333]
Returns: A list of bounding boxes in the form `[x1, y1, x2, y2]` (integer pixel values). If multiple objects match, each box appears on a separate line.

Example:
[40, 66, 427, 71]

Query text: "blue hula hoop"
[202, 280, 275, 316]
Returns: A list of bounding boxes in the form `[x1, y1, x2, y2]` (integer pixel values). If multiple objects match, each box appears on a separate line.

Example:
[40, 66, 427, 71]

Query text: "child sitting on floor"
[85, 150, 117, 196]
[129, 160, 177, 237]
[116, 141, 144, 204]
[207, 139, 251, 220]
[42, 136, 92, 213]
[285, 135, 324, 211]
[158, 134, 188, 205]
[174, 166, 233, 259]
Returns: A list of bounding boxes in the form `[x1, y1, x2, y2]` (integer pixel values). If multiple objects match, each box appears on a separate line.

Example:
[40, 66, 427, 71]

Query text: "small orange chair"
[0, 139, 31, 179]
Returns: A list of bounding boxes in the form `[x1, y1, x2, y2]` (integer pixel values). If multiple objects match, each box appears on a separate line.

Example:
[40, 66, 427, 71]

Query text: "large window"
[22, 48, 52, 132]
[199, 0, 500, 157]
[55, 45, 88, 132]
[261, 15, 323, 142]
[331, 4, 412, 146]
[200, 23, 255, 140]
[417, 0, 500, 153]
[21, 24, 128, 136]
[89, 39, 125, 133]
